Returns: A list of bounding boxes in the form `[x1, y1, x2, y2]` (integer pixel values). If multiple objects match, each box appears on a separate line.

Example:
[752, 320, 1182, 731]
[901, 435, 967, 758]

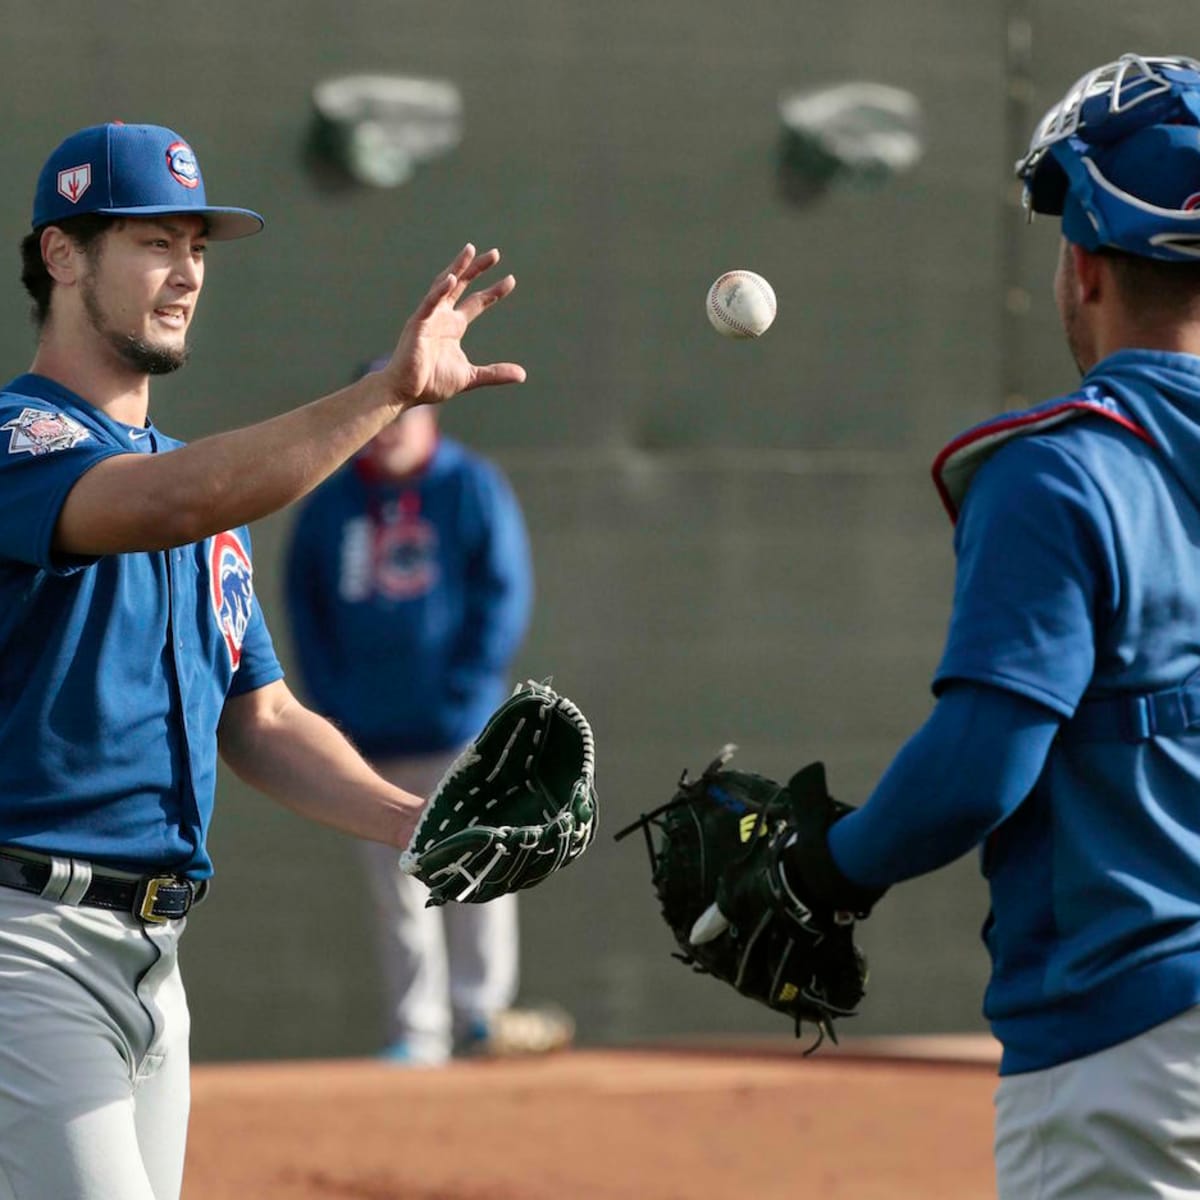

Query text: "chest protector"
[932, 396, 1200, 743]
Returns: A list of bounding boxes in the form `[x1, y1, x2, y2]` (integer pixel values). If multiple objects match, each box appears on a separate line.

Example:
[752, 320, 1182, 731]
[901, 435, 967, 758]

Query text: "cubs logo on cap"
[32, 122, 264, 240]
[165, 141, 200, 190]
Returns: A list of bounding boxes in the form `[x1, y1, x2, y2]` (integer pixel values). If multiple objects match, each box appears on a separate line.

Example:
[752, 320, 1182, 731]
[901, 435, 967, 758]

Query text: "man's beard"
[1061, 301, 1090, 378]
[81, 273, 190, 376]
[1055, 246, 1094, 378]
[113, 333, 189, 376]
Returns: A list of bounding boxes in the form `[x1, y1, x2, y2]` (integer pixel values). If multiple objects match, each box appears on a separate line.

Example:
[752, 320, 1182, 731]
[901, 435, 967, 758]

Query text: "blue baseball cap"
[32, 122, 263, 241]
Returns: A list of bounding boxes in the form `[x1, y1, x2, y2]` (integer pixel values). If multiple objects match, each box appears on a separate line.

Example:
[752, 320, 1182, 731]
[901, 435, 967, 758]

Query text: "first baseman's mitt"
[615, 745, 873, 1046]
[400, 680, 597, 906]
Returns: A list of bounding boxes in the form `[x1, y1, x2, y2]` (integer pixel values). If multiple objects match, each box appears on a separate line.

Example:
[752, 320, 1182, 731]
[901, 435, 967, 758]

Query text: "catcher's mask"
[1015, 53, 1200, 261]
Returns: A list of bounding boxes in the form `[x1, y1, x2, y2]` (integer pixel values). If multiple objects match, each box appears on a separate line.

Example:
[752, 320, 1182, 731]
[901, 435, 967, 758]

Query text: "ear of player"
[400, 679, 597, 906]
[615, 747, 884, 1047]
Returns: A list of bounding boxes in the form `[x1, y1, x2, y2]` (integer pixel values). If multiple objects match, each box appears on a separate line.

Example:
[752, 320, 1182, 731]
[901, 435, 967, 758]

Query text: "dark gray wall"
[0, 1, 1195, 1059]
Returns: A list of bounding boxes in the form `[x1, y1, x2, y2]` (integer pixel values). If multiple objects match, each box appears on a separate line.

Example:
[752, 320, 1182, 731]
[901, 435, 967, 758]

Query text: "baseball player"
[0, 121, 524, 1200]
[737, 54, 1200, 1198]
[284, 382, 572, 1063]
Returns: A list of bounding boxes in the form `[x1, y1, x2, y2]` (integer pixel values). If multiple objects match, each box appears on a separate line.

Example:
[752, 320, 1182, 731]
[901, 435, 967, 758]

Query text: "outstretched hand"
[377, 244, 526, 409]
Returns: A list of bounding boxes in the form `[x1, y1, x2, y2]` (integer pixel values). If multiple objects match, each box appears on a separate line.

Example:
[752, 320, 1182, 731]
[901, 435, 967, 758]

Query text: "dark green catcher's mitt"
[615, 745, 872, 1046]
[400, 680, 597, 906]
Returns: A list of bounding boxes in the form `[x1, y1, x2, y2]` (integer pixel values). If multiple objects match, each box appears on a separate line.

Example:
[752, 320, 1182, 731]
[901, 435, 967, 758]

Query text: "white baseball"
[706, 270, 777, 338]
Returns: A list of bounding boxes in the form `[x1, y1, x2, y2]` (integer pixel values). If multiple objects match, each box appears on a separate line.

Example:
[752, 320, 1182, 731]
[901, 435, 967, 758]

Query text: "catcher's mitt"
[399, 680, 597, 906]
[614, 745, 872, 1046]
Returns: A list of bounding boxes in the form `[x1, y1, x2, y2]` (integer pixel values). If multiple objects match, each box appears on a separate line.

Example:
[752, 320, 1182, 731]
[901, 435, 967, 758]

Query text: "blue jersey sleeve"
[227, 596, 284, 697]
[933, 437, 1113, 716]
[828, 682, 1061, 888]
[225, 525, 284, 697]
[0, 403, 128, 571]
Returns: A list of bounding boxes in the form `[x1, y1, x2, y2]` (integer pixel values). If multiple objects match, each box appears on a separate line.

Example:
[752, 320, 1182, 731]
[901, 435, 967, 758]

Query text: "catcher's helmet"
[1015, 53, 1200, 261]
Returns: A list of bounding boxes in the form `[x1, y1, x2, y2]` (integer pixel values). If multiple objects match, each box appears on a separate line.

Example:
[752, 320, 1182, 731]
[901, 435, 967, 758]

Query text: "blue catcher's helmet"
[1015, 53, 1200, 261]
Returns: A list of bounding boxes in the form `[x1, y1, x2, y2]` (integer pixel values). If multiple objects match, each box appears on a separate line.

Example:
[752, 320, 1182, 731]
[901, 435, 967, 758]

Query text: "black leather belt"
[0, 851, 200, 923]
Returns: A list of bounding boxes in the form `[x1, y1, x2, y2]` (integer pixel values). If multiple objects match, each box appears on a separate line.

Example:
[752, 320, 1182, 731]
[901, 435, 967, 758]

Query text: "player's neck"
[1091, 299, 1200, 364]
[1136, 326, 1200, 358]
[29, 332, 152, 429]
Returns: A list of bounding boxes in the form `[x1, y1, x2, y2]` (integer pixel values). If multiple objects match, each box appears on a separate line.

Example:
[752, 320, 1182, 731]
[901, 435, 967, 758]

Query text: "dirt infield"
[182, 1036, 1000, 1199]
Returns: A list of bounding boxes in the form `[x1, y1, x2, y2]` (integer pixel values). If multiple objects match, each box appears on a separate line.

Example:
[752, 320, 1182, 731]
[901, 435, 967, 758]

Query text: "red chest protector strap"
[931, 398, 1154, 523]
[932, 395, 1177, 743]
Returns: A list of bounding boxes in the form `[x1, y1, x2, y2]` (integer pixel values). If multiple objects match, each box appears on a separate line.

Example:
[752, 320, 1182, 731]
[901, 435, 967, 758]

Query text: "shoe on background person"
[454, 1004, 576, 1058]
[377, 1036, 450, 1068]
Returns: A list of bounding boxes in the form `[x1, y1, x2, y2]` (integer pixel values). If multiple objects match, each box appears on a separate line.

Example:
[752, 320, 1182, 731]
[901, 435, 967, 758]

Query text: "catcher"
[615, 745, 881, 1048]
[629, 50, 1200, 1200]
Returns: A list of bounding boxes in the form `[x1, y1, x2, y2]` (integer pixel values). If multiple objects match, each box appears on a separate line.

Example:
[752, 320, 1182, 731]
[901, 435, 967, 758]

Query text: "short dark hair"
[19, 213, 120, 329]
[1100, 247, 1200, 322]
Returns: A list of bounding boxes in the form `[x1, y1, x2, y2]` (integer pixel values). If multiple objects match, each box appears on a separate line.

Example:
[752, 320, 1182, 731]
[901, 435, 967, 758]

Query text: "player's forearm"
[827, 682, 1061, 889]
[58, 373, 406, 554]
[175, 376, 406, 533]
[218, 685, 425, 849]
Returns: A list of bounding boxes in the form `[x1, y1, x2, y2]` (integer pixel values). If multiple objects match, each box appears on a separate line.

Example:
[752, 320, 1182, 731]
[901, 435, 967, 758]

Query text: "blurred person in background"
[284, 358, 573, 1064]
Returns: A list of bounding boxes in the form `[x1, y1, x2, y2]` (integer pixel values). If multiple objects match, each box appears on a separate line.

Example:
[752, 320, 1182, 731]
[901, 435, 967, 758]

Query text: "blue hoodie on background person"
[282, 390, 558, 1067]
[284, 413, 533, 758]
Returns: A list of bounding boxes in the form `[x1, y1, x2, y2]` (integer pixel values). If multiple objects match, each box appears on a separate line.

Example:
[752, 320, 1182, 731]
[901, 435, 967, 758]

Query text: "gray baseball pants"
[0, 885, 189, 1200]
[363, 750, 518, 1062]
[996, 1003, 1200, 1198]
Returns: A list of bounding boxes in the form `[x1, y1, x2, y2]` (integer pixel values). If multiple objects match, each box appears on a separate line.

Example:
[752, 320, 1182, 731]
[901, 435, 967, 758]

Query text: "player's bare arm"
[217, 679, 427, 850]
[52, 244, 525, 557]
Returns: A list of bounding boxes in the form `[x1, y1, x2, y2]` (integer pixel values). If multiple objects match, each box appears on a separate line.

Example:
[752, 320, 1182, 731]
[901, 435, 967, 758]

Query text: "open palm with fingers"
[380, 244, 526, 408]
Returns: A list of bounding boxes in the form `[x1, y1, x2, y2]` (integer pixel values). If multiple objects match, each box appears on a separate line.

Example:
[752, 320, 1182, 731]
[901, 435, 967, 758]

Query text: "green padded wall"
[0, 0, 1193, 1058]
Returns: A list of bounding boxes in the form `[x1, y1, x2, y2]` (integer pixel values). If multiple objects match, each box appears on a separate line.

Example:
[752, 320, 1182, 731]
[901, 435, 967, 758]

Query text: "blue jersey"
[0, 374, 282, 879]
[283, 437, 532, 757]
[929, 350, 1200, 1071]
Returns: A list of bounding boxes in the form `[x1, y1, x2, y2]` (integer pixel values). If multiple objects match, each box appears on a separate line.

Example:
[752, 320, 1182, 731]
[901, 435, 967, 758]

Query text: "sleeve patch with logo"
[2, 408, 93, 456]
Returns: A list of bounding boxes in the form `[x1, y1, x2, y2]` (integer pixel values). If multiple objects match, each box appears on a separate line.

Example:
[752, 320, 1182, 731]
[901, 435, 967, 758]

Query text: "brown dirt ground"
[182, 1035, 1001, 1200]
